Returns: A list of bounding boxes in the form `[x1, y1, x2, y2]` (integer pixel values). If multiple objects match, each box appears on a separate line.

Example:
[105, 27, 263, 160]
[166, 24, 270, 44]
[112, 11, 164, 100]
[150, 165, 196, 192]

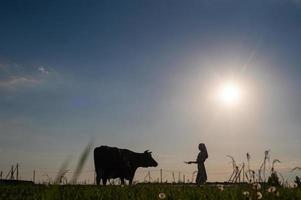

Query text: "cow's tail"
[93, 148, 100, 185]
[93, 148, 98, 171]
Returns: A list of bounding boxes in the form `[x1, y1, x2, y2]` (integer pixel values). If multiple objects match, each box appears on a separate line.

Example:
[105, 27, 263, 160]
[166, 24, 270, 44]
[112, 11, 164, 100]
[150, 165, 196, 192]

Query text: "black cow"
[94, 146, 158, 185]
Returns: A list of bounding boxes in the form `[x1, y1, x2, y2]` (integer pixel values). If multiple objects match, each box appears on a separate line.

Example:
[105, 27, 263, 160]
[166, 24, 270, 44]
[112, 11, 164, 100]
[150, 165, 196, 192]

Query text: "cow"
[94, 145, 158, 185]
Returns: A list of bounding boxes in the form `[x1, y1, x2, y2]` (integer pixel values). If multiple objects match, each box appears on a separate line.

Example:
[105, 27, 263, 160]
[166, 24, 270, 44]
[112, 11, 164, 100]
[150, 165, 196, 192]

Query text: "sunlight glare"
[218, 81, 241, 106]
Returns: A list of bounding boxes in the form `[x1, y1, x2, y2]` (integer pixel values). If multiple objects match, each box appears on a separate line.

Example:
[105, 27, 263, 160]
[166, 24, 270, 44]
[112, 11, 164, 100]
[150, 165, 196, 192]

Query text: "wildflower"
[243, 191, 250, 196]
[158, 192, 166, 199]
[267, 186, 276, 193]
[217, 184, 224, 191]
[253, 183, 261, 190]
[257, 192, 263, 199]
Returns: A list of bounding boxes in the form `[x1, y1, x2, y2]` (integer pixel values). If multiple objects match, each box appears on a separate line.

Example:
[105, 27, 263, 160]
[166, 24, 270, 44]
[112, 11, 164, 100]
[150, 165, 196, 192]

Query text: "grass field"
[0, 184, 300, 200]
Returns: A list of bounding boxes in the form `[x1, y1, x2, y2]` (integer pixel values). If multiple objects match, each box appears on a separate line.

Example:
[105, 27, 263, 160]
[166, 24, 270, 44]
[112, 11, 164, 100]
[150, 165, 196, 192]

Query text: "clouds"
[38, 66, 49, 74]
[0, 76, 40, 88]
[0, 63, 53, 90]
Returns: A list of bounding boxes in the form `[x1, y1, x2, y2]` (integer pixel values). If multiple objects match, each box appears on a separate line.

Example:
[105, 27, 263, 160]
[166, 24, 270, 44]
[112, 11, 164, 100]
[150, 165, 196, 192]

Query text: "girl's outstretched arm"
[184, 161, 197, 164]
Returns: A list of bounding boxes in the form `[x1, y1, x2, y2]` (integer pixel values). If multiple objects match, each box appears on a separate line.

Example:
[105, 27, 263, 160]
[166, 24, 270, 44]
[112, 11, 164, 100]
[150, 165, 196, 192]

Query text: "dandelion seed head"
[257, 191, 263, 199]
[267, 186, 276, 193]
[158, 192, 166, 199]
[217, 185, 224, 191]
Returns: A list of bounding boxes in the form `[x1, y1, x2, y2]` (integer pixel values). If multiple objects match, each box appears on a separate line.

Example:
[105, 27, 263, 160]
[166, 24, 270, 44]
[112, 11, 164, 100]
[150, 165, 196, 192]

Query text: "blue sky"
[1, 0, 301, 182]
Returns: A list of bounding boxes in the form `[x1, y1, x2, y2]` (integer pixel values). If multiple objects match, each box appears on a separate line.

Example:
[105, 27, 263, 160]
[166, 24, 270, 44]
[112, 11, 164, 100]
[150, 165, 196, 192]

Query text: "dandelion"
[158, 192, 166, 199]
[243, 191, 250, 196]
[217, 185, 224, 191]
[267, 186, 276, 193]
[257, 192, 263, 199]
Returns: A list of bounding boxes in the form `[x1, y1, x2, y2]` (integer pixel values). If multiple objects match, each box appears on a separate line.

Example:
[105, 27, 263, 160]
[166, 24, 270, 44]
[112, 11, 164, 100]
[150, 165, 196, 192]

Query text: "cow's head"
[142, 150, 158, 167]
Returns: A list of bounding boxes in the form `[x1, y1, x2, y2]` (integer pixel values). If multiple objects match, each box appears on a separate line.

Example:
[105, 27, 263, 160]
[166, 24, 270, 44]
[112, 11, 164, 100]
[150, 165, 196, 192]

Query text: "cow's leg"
[129, 171, 136, 185]
[96, 169, 103, 186]
[120, 178, 125, 185]
[129, 176, 133, 185]
[96, 176, 101, 185]
[96, 171, 101, 185]
[102, 176, 108, 185]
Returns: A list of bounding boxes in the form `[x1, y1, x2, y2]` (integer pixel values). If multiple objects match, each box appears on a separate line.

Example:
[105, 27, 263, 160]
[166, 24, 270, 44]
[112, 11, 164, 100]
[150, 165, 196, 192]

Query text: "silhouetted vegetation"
[295, 176, 301, 188]
[0, 184, 301, 200]
[267, 172, 280, 187]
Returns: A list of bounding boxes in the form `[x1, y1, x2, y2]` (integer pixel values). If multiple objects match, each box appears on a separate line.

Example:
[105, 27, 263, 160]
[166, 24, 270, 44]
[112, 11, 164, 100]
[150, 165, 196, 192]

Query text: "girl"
[185, 143, 208, 185]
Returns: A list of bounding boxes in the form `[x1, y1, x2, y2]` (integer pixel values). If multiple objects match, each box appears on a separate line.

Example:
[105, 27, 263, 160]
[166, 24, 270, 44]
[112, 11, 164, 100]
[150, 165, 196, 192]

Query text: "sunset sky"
[1, 0, 301, 183]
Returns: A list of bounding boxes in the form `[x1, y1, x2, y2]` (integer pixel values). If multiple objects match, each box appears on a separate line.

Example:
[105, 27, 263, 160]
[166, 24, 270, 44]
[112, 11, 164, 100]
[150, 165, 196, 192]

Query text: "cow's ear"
[144, 150, 152, 154]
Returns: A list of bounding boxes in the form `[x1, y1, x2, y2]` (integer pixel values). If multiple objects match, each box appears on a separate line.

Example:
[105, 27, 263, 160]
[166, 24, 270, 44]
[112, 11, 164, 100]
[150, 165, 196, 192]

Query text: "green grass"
[0, 184, 301, 200]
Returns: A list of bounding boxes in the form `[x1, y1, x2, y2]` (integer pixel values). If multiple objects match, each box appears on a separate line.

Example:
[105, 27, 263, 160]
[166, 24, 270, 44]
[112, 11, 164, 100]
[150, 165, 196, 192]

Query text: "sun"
[218, 81, 241, 106]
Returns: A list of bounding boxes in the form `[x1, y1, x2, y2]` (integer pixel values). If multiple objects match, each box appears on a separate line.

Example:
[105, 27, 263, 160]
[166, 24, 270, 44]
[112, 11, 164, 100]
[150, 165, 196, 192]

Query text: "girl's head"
[198, 143, 208, 158]
[198, 143, 207, 151]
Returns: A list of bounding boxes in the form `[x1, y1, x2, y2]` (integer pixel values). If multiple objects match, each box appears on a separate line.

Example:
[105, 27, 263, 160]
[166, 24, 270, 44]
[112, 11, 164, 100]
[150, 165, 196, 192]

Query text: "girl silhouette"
[185, 143, 208, 185]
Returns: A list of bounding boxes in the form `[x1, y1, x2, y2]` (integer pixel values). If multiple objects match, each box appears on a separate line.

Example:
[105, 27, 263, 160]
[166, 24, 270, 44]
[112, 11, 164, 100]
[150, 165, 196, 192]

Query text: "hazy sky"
[1, 0, 301, 183]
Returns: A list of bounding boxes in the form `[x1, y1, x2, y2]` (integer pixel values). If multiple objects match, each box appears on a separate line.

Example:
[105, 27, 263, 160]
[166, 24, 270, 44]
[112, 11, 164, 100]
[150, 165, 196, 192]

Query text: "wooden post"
[93, 171, 96, 185]
[147, 171, 149, 182]
[16, 164, 19, 180]
[160, 169, 162, 183]
[33, 170, 36, 183]
[172, 172, 175, 183]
